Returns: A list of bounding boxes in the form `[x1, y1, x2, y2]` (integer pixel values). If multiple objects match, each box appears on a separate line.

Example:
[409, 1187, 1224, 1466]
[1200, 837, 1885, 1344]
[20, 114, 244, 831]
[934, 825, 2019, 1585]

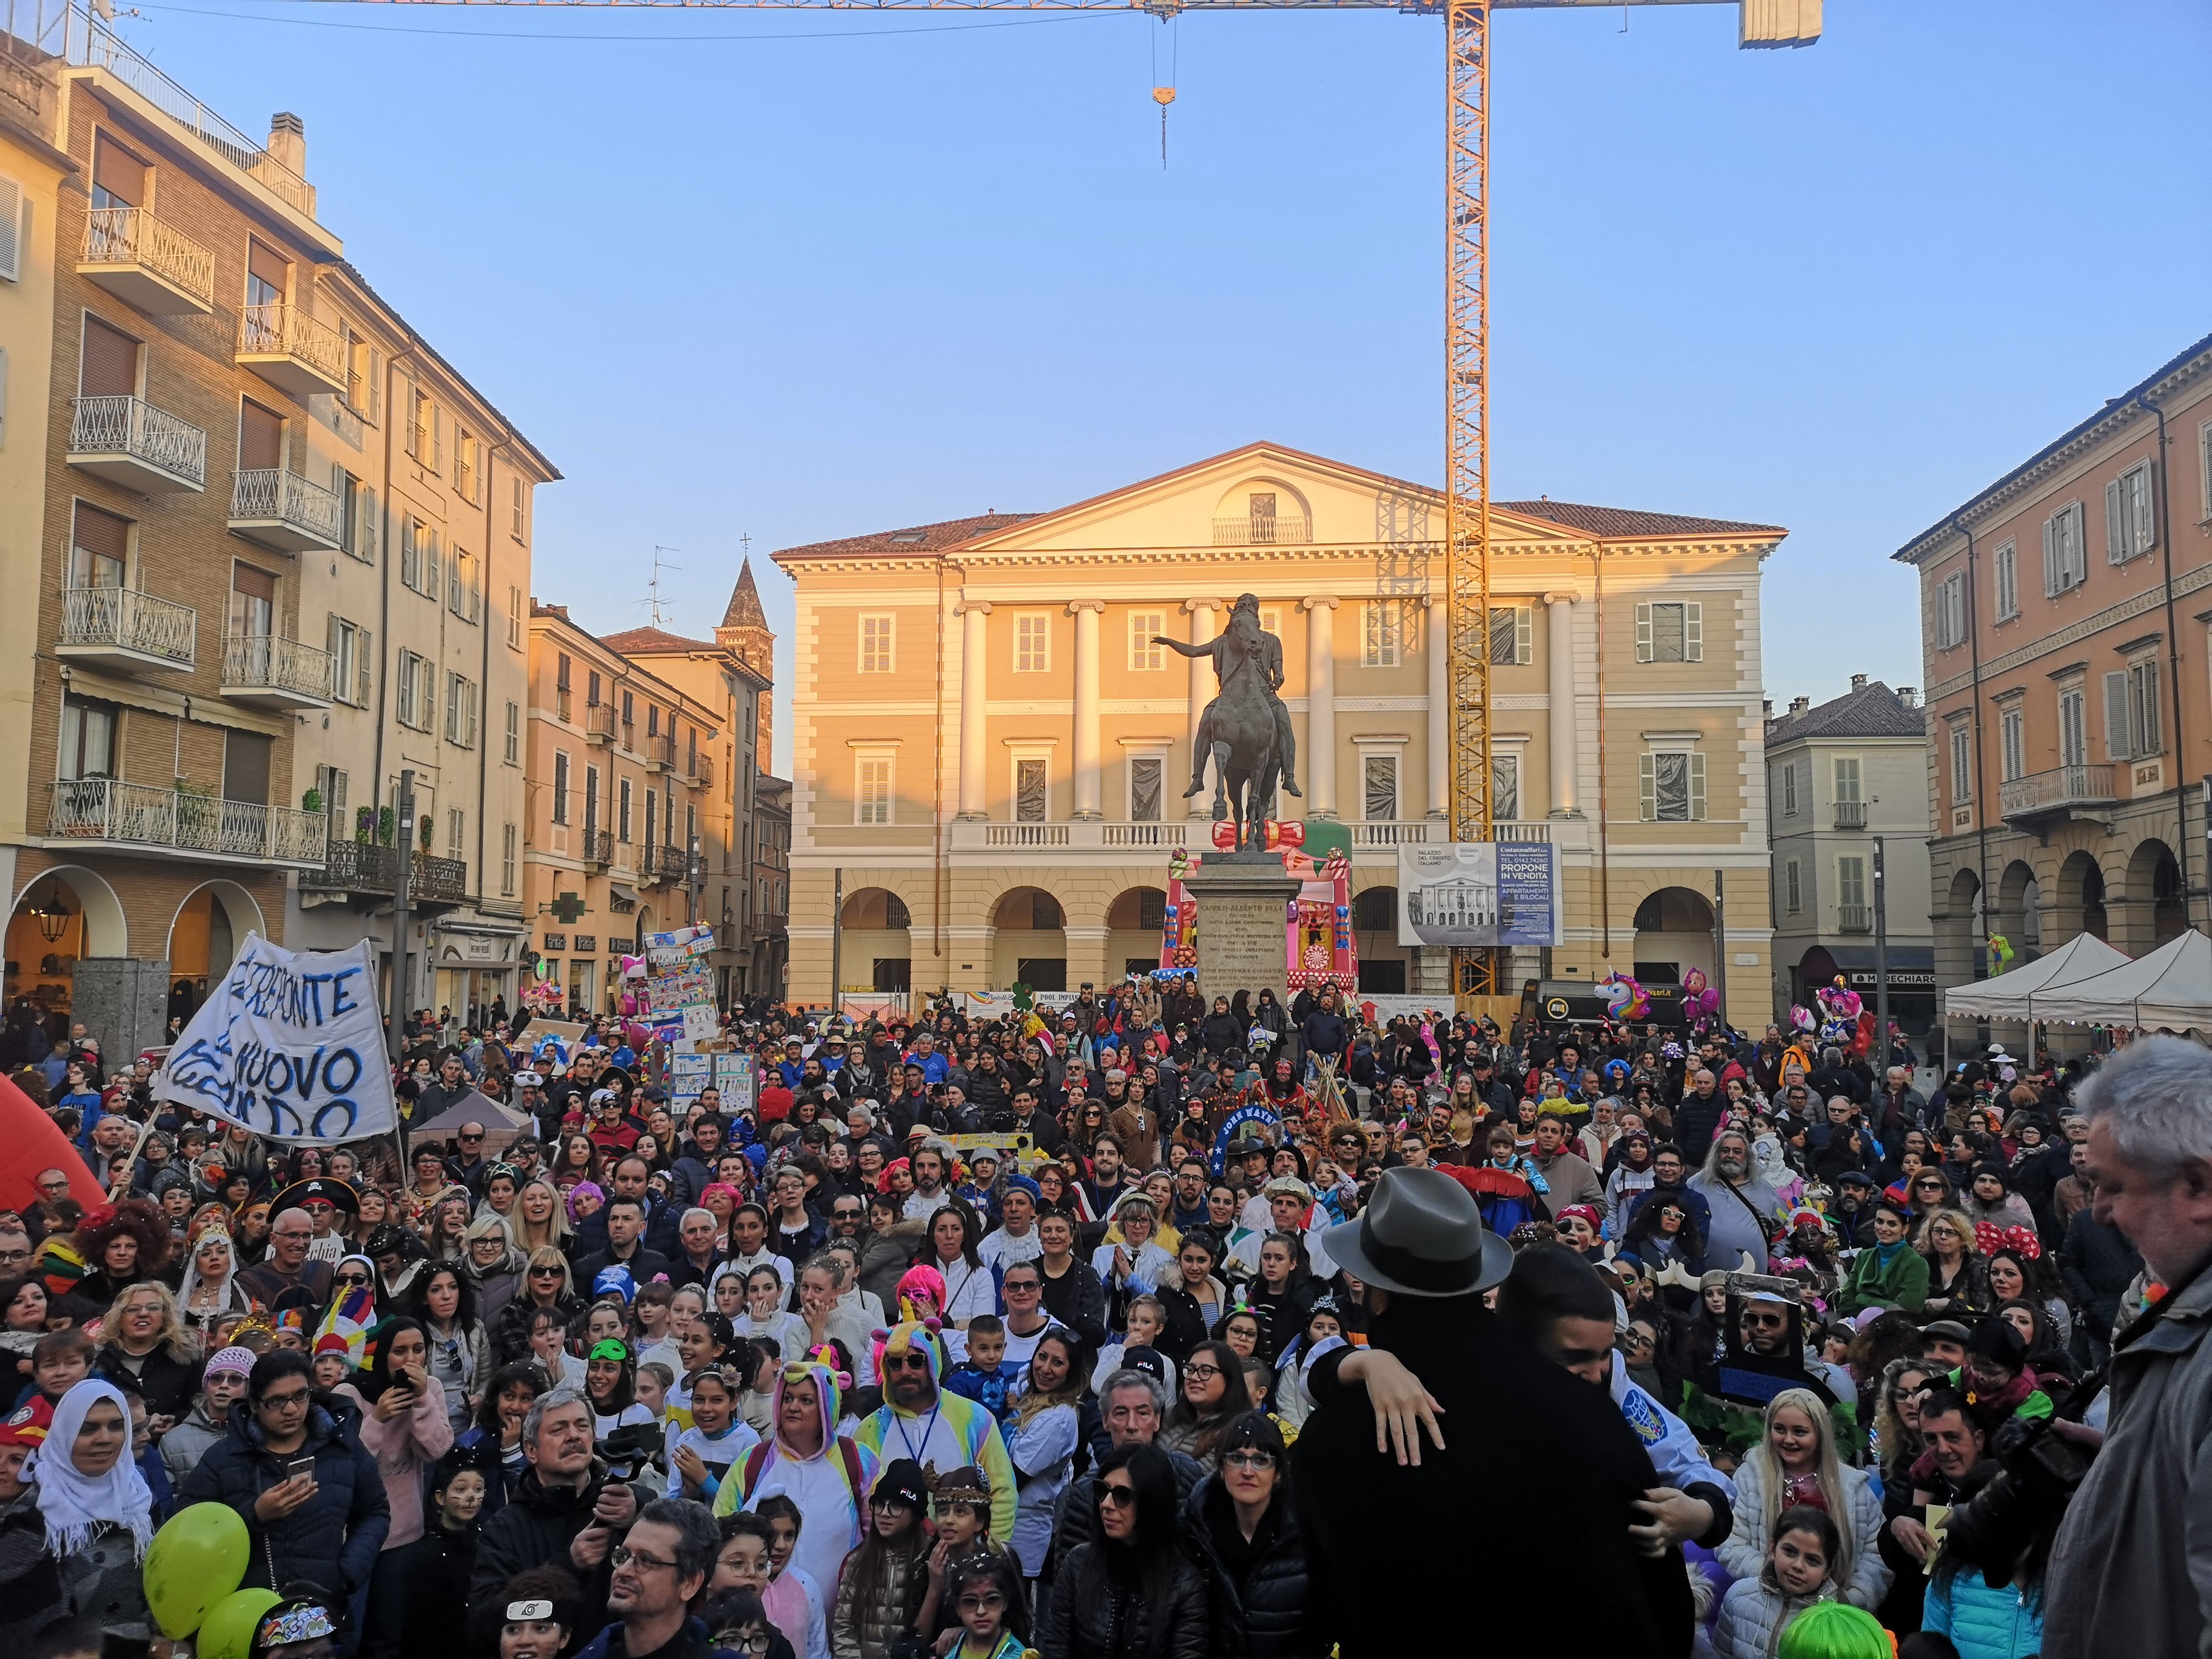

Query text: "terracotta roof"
[601, 626, 716, 655]
[775, 512, 1041, 562]
[1494, 500, 1786, 538]
[1765, 680, 1926, 745]
[722, 559, 769, 630]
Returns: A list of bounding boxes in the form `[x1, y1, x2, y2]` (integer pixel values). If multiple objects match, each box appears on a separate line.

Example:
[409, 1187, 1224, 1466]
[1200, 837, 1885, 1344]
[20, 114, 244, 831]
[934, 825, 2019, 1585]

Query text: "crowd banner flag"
[152, 934, 398, 1144]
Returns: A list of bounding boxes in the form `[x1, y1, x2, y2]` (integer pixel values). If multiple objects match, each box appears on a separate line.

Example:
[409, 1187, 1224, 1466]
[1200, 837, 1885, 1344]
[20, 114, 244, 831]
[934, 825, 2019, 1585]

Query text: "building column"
[956, 600, 990, 819]
[1184, 598, 1219, 818]
[1069, 600, 1105, 819]
[1545, 592, 1581, 817]
[1425, 596, 1450, 820]
[1064, 924, 1111, 991]
[1303, 596, 1338, 819]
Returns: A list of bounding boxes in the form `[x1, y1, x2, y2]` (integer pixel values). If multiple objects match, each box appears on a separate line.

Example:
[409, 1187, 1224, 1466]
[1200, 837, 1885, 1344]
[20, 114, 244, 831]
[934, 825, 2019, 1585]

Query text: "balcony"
[235, 303, 344, 399]
[78, 207, 216, 315]
[1837, 903, 1872, 934]
[583, 828, 613, 867]
[2000, 765, 2118, 831]
[645, 733, 675, 773]
[230, 468, 341, 553]
[306, 840, 468, 902]
[583, 703, 617, 745]
[685, 752, 714, 790]
[1212, 515, 1312, 546]
[47, 778, 325, 868]
[411, 851, 469, 903]
[67, 395, 207, 494]
[647, 844, 689, 883]
[221, 632, 333, 709]
[1833, 800, 1867, 830]
[56, 585, 196, 674]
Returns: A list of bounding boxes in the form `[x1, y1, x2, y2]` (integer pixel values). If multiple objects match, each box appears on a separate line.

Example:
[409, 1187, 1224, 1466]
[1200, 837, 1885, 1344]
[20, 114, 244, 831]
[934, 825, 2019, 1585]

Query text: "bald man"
[237, 1206, 335, 1305]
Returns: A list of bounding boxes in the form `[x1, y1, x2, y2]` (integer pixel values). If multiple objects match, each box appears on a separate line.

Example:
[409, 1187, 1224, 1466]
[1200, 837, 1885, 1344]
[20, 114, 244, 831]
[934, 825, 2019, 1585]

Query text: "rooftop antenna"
[642, 546, 683, 625]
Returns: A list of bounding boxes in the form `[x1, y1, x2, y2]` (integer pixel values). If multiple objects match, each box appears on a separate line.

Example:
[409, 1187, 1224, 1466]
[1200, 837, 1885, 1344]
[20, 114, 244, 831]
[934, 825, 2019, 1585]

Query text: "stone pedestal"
[73, 957, 171, 1064]
[1184, 851, 1298, 1004]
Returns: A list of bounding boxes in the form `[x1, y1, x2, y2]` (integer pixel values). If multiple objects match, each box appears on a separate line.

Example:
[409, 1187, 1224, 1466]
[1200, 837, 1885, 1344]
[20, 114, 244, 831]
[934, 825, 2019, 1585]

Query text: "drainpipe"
[1951, 512, 1991, 973]
[2134, 389, 2193, 928]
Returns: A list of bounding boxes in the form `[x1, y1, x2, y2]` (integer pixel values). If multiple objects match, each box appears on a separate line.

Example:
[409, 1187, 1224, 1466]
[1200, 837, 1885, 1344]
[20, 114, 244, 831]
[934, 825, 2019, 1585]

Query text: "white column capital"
[1541, 590, 1586, 606]
[955, 598, 992, 616]
[1299, 595, 1339, 612]
[1065, 599, 1106, 617]
[1182, 597, 1221, 614]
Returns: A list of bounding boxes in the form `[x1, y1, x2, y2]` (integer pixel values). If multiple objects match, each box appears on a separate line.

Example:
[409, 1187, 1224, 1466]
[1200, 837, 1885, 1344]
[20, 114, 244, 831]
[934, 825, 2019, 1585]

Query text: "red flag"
[0, 1070, 102, 1213]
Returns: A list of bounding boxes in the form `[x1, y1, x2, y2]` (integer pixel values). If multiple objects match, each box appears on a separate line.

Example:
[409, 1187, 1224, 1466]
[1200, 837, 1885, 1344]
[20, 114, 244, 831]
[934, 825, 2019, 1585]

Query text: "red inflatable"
[0, 1071, 101, 1213]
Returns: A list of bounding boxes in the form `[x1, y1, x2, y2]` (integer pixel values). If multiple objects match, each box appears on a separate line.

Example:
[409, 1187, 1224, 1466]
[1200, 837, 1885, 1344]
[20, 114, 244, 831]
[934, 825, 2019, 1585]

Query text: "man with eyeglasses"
[0, 1222, 30, 1275]
[584, 1496, 720, 1659]
[853, 1323, 1017, 1542]
[178, 1349, 390, 1606]
[471, 1388, 649, 1653]
[238, 1207, 334, 1307]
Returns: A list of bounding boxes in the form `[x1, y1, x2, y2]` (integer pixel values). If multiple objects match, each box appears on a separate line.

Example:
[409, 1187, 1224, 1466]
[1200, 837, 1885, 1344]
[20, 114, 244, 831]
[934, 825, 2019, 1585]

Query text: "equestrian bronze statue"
[1153, 594, 1300, 852]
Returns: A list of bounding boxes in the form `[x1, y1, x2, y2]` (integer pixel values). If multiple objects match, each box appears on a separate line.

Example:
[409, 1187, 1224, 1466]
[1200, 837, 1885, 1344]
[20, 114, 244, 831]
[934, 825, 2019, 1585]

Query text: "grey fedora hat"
[1322, 1165, 1513, 1298]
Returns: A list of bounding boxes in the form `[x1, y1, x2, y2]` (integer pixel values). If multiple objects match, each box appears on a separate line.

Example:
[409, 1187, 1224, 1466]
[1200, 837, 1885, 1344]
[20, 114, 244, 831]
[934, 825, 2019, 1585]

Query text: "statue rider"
[1153, 593, 1301, 800]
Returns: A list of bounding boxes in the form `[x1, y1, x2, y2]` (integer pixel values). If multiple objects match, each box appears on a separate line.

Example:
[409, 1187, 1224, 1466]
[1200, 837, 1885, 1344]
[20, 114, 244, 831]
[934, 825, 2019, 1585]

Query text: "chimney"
[1762, 697, 1774, 719]
[1849, 673, 1868, 692]
[267, 112, 306, 177]
[1789, 695, 1810, 716]
[1897, 686, 1919, 708]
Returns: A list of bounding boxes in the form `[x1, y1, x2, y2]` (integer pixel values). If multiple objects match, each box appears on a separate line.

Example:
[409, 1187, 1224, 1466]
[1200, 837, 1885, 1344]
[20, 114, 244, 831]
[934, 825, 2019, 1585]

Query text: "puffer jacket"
[1923, 1566, 2042, 1659]
[160, 1397, 230, 1487]
[1716, 1455, 1889, 1610]
[1182, 1475, 1315, 1659]
[1036, 1540, 1209, 1659]
[174, 1393, 390, 1598]
[1712, 1569, 1834, 1659]
[829, 1545, 923, 1659]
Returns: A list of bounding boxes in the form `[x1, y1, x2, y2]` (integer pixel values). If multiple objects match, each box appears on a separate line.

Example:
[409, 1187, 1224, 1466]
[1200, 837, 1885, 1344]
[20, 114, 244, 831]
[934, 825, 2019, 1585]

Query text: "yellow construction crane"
[368, 0, 1822, 987]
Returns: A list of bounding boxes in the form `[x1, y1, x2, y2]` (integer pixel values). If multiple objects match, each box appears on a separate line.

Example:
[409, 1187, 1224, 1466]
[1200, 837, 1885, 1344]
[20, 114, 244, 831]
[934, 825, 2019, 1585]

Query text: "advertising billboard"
[1396, 840, 1563, 948]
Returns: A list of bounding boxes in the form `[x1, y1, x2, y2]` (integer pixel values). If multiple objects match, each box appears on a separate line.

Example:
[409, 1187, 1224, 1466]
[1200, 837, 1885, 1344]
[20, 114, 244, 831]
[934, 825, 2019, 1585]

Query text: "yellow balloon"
[197, 1589, 283, 1659]
[141, 1501, 251, 1638]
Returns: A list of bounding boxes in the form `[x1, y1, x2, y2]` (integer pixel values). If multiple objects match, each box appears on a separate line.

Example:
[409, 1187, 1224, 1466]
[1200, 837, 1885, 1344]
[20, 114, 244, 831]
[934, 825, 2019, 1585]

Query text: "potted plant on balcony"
[301, 786, 323, 815]
[172, 777, 219, 848]
[356, 805, 375, 845]
[377, 806, 395, 848]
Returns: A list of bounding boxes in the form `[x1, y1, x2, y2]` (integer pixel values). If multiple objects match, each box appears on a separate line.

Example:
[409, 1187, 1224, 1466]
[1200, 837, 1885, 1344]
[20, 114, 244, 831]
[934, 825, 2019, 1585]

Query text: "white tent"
[407, 1090, 535, 1157]
[2031, 929, 2212, 1029]
[1941, 931, 2129, 1021]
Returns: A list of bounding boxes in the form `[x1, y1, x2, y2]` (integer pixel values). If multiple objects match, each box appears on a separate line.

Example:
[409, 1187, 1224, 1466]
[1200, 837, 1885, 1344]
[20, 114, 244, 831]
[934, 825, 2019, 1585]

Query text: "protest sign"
[153, 935, 397, 1144]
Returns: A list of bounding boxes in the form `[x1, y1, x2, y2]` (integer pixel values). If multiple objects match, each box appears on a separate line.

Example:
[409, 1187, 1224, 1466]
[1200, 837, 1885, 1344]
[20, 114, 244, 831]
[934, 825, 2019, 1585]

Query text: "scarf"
[315, 1255, 380, 1369]
[30, 1379, 155, 1561]
[177, 1232, 241, 1315]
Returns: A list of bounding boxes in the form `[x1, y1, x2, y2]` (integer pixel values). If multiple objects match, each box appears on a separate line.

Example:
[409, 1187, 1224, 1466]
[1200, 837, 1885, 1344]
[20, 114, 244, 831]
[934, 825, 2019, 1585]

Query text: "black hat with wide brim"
[1322, 1165, 1513, 1298]
[269, 1176, 361, 1217]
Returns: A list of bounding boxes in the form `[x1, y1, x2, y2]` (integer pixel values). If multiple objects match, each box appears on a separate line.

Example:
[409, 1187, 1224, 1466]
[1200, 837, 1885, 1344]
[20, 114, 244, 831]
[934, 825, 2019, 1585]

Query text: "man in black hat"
[1292, 1165, 1692, 1658]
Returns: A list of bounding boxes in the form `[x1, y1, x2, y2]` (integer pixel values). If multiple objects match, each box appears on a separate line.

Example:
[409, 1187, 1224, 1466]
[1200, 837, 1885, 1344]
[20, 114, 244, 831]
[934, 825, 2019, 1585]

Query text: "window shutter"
[0, 173, 21, 282]
[358, 628, 372, 706]
[367, 348, 383, 424]
[326, 613, 341, 689]
[1515, 606, 1532, 664]
[2042, 518, 2059, 595]
[2106, 478, 2127, 563]
[1683, 603, 1703, 662]
[1638, 753, 1657, 819]
[1635, 603, 1654, 663]
[432, 406, 444, 474]
[361, 487, 378, 563]
[2139, 661, 2161, 755]
[401, 520, 418, 589]
[2065, 504, 2086, 586]
[2103, 670, 2132, 762]
[1688, 751, 1707, 820]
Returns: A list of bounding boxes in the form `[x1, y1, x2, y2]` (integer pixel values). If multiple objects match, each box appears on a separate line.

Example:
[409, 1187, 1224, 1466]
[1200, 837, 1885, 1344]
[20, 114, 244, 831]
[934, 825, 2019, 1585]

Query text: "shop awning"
[1800, 943, 1938, 991]
[610, 883, 640, 907]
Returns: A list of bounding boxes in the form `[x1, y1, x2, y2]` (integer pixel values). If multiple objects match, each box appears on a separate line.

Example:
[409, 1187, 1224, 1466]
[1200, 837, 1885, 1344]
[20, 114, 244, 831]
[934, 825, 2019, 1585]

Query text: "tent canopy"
[1942, 931, 2128, 1020]
[407, 1090, 535, 1157]
[2033, 930, 2212, 1029]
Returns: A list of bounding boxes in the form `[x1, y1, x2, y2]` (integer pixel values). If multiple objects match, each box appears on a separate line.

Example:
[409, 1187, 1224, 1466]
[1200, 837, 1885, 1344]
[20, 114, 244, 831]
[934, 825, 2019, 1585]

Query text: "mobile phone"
[285, 1454, 318, 1483]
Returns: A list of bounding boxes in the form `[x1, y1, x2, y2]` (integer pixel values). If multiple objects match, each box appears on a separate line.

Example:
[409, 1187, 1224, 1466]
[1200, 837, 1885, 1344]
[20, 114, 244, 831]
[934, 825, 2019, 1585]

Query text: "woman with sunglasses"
[490, 1248, 580, 1365]
[1037, 1440, 1207, 1659]
[1917, 1207, 1990, 1316]
[1186, 1412, 1309, 1659]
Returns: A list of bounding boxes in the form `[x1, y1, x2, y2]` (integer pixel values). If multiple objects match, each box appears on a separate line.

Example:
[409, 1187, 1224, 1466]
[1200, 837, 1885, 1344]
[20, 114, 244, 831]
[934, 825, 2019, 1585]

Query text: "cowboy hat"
[1322, 1165, 1512, 1299]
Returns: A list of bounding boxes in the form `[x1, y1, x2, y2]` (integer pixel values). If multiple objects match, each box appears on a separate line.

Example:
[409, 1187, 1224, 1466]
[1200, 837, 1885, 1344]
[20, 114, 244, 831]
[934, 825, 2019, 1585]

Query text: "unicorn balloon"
[1597, 970, 1651, 1021]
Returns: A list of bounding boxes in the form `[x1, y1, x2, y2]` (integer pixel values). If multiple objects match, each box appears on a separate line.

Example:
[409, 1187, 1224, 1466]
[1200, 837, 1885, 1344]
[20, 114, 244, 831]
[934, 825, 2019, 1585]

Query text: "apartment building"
[0, 8, 556, 1053]
[779, 441, 1785, 1009]
[600, 558, 776, 1004]
[1765, 677, 1934, 1030]
[754, 773, 790, 1003]
[524, 605, 723, 1014]
[1897, 334, 2212, 990]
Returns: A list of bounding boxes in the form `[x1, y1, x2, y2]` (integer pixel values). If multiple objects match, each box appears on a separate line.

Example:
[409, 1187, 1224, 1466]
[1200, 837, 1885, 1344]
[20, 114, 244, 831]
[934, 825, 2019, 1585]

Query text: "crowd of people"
[0, 976, 2201, 1659]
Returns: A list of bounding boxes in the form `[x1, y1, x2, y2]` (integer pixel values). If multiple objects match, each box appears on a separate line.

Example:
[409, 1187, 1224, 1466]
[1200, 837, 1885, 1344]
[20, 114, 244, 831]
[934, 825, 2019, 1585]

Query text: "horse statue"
[1156, 595, 1292, 853]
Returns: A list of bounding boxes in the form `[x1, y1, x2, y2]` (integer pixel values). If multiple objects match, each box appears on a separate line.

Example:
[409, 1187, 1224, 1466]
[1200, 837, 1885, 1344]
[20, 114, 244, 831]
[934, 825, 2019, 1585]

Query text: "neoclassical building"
[780, 443, 1785, 1010]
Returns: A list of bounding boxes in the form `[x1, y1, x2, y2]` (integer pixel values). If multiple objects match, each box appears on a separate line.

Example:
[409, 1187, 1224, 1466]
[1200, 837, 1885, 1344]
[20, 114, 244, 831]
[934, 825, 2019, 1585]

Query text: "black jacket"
[468, 1464, 643, 1655]
[1184, 1475, 1315, 1659]
[175, 1395, 390, 1598]
[1295, 1301, 1692, 1659]
[1039, 1255, 1110, 1353]
[1199, 1012, 1244, 1056]
[392, 1524, 480, 1659]
[1671, 1091, 1726, 1162]
[1036, 1540, 1209, 1659]
[2059, 1208, 2142, 1339]
[98, 1341, 200, 1422]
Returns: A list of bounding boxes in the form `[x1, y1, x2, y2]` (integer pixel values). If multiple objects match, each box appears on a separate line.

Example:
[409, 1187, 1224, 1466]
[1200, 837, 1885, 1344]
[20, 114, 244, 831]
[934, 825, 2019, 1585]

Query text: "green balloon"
[196, 1589, 283, 1659]
[141, 1501, 251, 1638]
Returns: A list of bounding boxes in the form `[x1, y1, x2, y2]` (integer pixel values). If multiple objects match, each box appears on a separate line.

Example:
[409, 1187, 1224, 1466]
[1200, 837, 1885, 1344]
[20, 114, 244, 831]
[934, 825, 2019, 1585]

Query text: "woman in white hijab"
[0, 1379, 156, 1640]
[178, 1227, 255, 1349]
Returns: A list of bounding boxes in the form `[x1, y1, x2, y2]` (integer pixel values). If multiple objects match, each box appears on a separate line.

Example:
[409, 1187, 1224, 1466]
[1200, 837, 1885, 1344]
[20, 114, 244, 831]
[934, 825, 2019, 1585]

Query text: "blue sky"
[114, 0, 2210, 774]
